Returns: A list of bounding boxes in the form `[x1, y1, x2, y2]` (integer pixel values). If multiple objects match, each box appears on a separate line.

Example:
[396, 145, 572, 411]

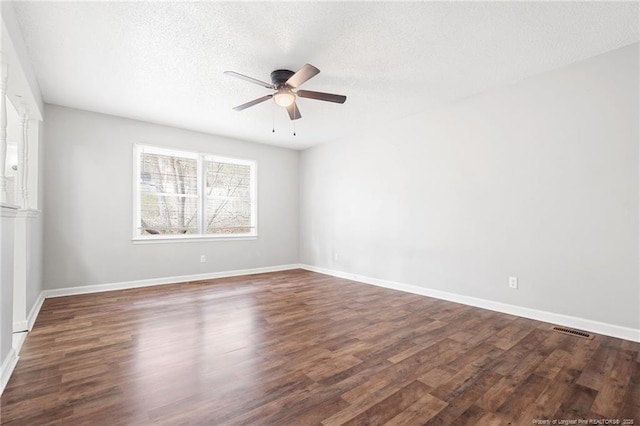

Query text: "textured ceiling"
[11, 1, 639, 150]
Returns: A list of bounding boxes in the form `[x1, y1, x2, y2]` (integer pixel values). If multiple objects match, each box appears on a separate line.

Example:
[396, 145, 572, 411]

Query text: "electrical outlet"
[334, 253, 339, 262]
[509, 276, 518, 289]
[200, 255, 206, 263]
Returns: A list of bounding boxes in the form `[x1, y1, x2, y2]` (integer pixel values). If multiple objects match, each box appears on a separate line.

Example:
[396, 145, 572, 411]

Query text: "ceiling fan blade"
[286, 102, 302, 120]
[296, 90, 347, 104]
[232, 95, 273, 111]
[224, 71, 273, 89]
[286, 64, 320, 88]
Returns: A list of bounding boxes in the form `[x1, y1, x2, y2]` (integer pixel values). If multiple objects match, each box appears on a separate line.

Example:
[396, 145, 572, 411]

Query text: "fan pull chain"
[272, 102, 275, 133]
[293, 103, 297, 136]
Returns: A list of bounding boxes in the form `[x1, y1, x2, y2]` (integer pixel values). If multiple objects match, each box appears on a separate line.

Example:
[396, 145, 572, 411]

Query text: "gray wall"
[300, 44, 639, 330]
[22, 215, 42, 317]
[43, 105, 299, 289]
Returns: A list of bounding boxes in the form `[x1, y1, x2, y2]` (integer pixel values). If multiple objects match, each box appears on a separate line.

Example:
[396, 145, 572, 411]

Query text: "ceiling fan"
[224, 64, 346, 120]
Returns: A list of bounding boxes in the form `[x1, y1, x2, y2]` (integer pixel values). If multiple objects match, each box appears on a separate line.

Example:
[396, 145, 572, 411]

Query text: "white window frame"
[133, 144, 257, 242]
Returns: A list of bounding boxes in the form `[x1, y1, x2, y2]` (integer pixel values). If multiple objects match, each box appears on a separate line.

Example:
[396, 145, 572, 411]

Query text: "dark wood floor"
[1, 269, 638, 425]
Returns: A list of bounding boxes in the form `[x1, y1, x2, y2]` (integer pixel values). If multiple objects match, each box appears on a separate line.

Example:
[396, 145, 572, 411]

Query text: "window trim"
[132, 144, 258, 242]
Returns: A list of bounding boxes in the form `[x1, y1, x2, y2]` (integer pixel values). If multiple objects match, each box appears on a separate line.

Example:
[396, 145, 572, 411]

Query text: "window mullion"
[134, 145, 141, 238]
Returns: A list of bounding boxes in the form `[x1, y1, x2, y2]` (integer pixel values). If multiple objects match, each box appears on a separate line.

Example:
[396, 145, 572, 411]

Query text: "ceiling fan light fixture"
[226, 64, 346, 121]
[274, 89, 295, 108]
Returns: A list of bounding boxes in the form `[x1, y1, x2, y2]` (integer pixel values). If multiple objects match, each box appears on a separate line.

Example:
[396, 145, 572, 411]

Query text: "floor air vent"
[551, 326, 594, 339]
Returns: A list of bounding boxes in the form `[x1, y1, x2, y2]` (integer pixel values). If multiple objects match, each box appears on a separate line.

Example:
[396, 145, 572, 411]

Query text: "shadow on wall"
[45, 226, 92, 291]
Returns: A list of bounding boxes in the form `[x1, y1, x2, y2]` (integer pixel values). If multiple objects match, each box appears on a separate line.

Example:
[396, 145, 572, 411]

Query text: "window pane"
[206, 197, 252, 234]
[205, 160, 253, 234]
[205, 161, 251, 198]
[140, 152, 197, 195]
[140, 194, 199, 235]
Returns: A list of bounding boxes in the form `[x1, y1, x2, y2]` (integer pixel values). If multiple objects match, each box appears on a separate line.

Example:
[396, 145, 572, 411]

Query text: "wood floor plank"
[553, 384, 598, 419]
[339, 380, 431, 426]
[476, 348, 548, 411]
[618, 360, 640, 419]
[322, 382, 403, 425]
[1, 269, 638, 425]
[576, 343, 618, 391]
[520, 367, 577, 423]
[423, 371, 503, 425]
[448, 404, 486, 426]
[591, 349, 635, 417]
[533, 348, 571, 380]
[495, 372, 550, 418]
[474, 411, 511, 425]
[485, 317, 537, 351]
[383, 393, 448, 425]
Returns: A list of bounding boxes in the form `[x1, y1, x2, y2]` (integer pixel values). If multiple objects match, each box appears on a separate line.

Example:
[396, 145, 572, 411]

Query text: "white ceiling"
[11, 1, 639, 150]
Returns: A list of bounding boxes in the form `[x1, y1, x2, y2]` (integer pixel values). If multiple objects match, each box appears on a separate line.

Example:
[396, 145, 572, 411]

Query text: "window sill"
[132, 234, 258, 244]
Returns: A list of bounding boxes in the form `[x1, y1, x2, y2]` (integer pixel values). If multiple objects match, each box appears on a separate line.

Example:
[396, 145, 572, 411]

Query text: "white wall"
[26, 121, 44, 312]
[1, 1, 44, 119]
[300, 44, 639, 331]
[1, 1, 45, 392]
[43, 105, 299, 290]
[0, 206, 17, 365]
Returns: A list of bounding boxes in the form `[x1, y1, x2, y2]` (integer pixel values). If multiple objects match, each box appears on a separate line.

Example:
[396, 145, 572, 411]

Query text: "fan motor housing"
[271, 69, 295, 87]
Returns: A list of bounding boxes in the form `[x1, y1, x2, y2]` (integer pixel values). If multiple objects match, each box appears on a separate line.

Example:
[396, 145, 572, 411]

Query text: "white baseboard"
[300, 264, 640, 343]
[27, 292, 45, 331]
[12, 292, 48, 333]
[12, 332, 28, 356]
[0, 348, 18, 395]
[42, 264, 303, 298]
[3, 293, 46, 395]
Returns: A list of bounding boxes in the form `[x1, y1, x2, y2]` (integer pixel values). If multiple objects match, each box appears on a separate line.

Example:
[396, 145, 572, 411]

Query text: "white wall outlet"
[200, 255, 206, 263]
[509, 276, 518, 289]
[334, 253, 339, 262]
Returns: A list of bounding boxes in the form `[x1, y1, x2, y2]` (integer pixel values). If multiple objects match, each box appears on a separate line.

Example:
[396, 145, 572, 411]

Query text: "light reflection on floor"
[131, 283, 261, 414]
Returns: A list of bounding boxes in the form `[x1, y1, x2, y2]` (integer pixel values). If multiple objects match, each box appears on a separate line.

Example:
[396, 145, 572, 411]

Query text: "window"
[134, 145, 257, 240]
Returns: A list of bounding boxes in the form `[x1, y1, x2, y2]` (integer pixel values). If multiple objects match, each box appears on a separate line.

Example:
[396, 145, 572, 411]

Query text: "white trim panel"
[0, 348, 18, 395]
[12, 320, 26, 333]
[300, 264, 640, 343]
[43, 264, 302, 298]
[0, 203, 18, 217]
